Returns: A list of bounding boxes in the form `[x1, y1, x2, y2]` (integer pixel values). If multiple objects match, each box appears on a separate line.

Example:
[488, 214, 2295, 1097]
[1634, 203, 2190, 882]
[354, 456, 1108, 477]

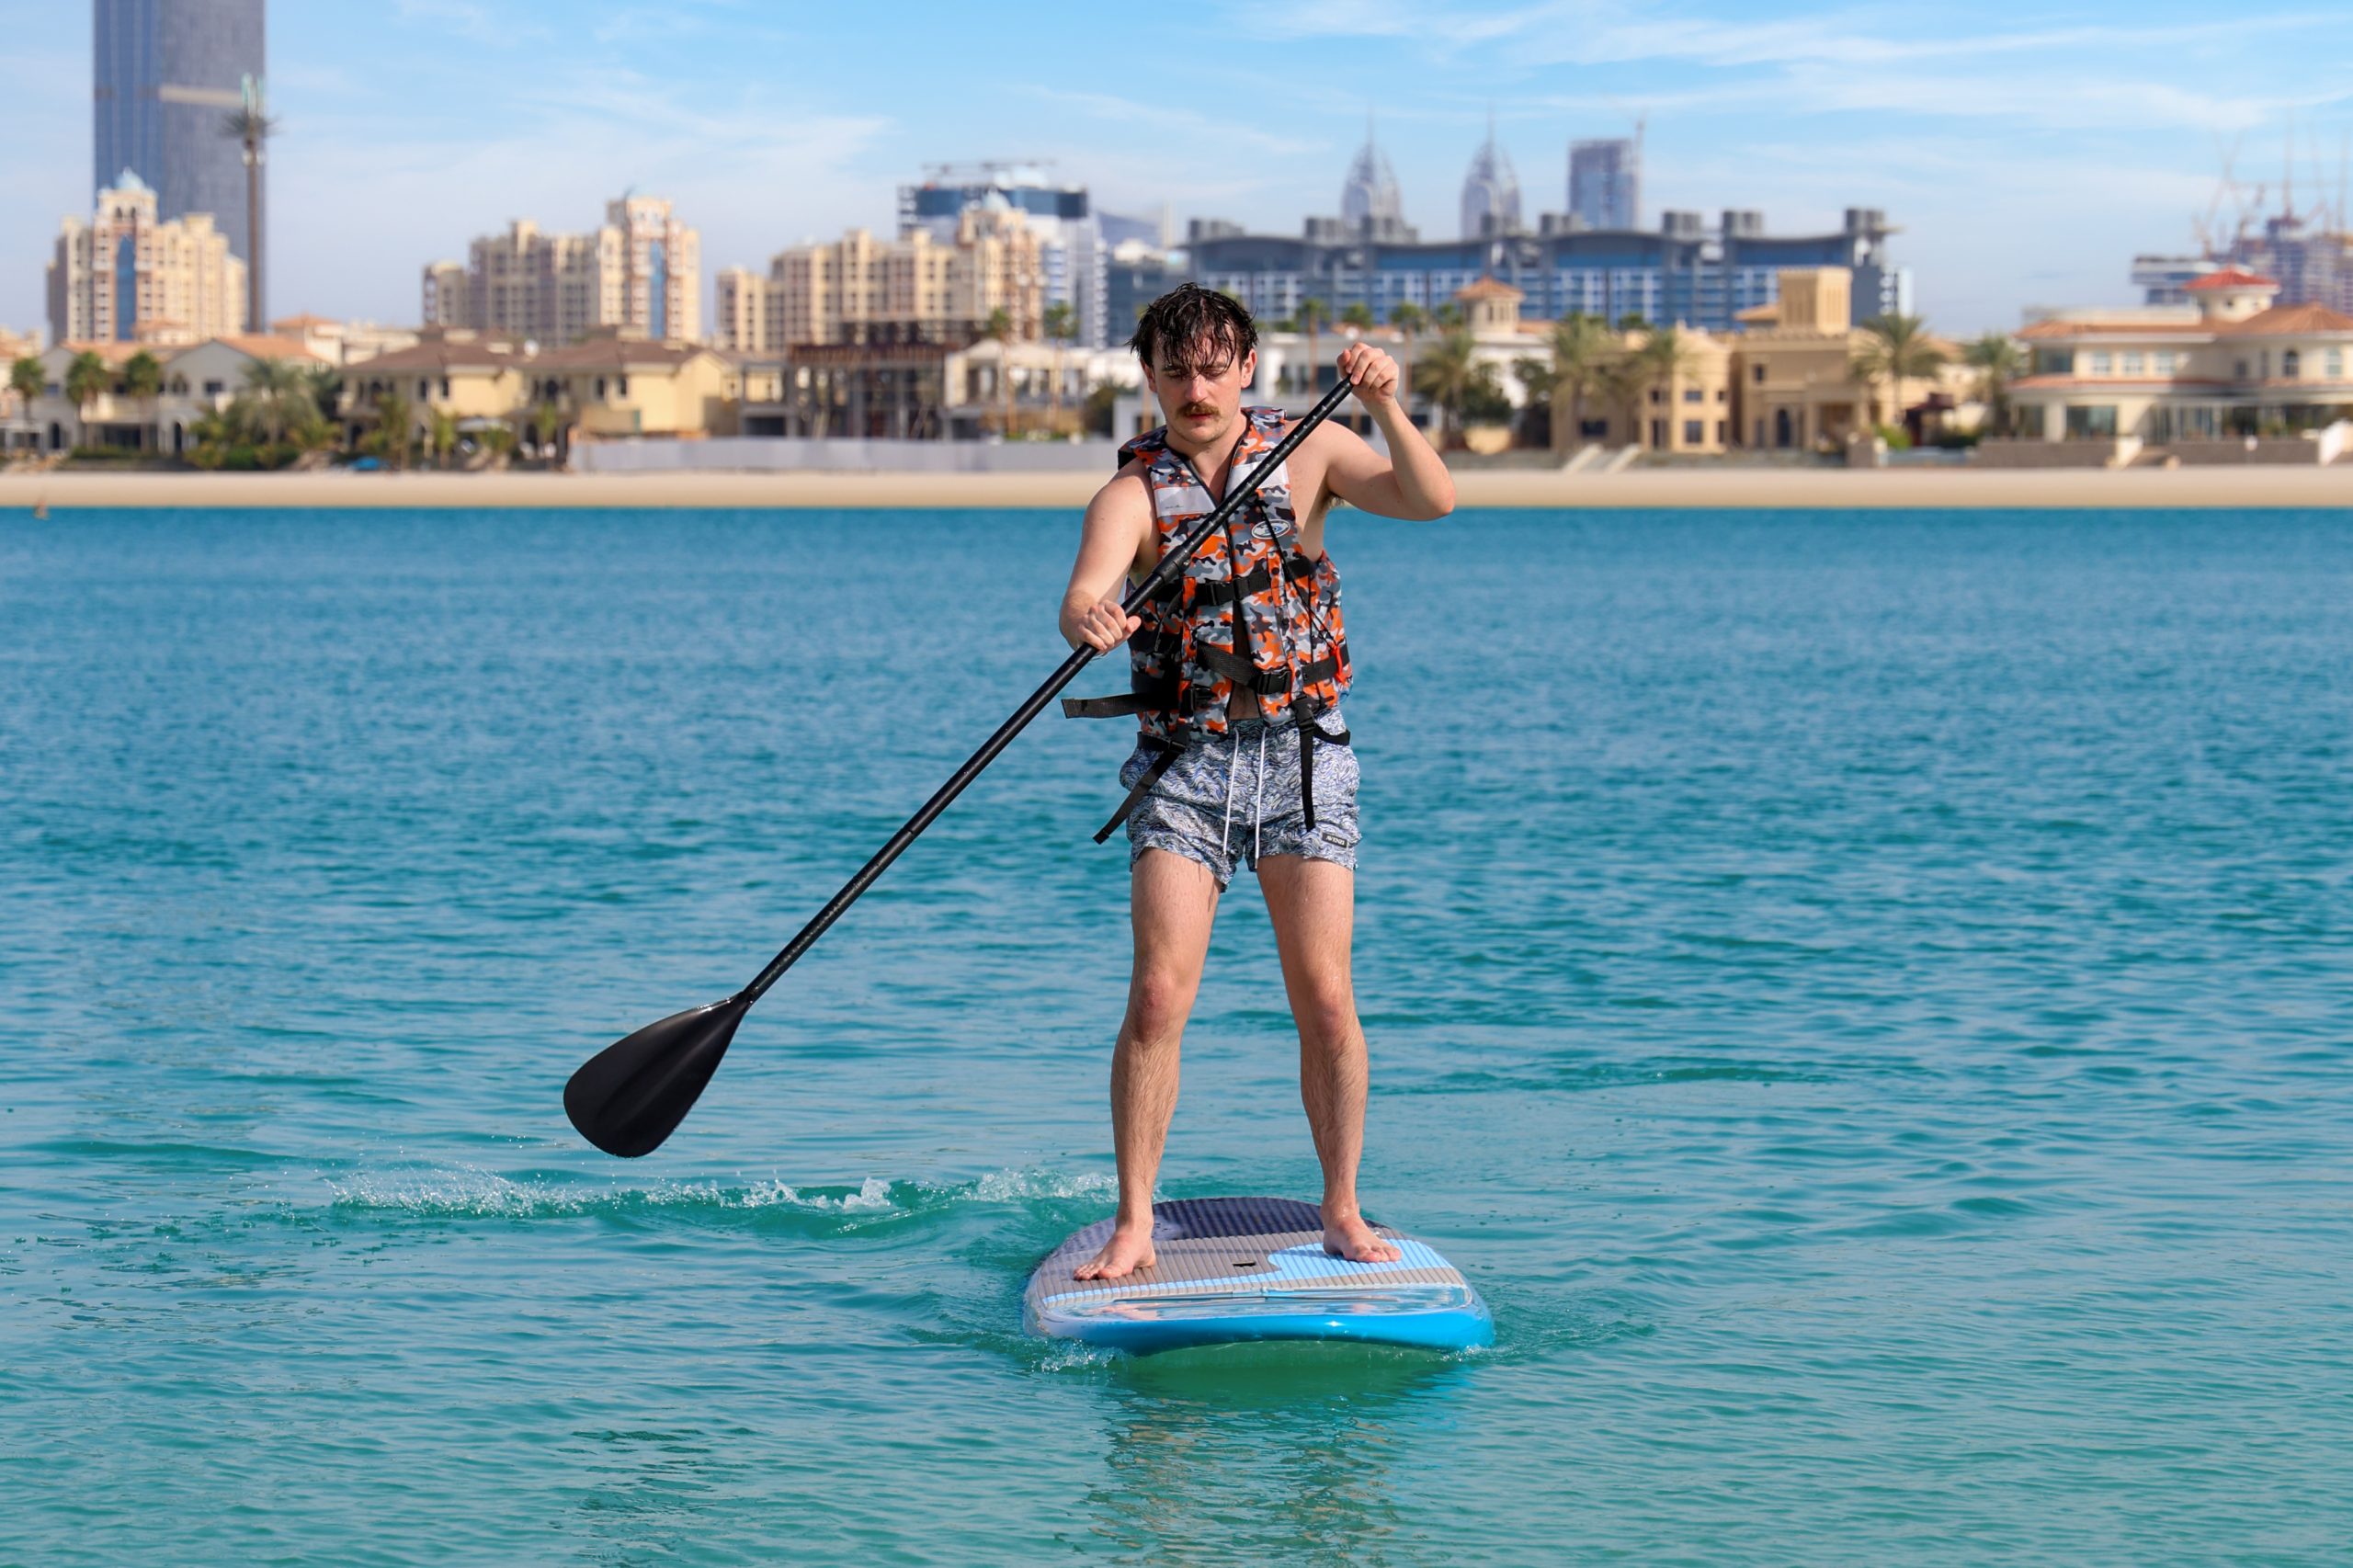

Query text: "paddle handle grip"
[740, 379, 1356, 1006]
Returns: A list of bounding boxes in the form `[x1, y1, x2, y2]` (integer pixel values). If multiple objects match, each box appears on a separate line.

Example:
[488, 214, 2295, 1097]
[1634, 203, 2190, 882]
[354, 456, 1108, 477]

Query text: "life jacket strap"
[1193, 642, 1293, 697]
[1296, 708, 1352, 834]
[1185, 562, 1276, 608]
[1090, 736, 1184, 844]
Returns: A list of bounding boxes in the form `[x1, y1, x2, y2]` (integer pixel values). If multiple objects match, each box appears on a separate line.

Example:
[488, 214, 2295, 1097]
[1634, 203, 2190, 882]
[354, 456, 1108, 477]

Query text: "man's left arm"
[1309, 342, 1457, 521]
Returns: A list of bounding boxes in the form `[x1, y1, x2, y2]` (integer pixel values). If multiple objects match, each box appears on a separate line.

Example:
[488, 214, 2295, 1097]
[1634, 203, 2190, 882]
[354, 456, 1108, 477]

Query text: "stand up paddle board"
[1025, 1197, 1492, 1355]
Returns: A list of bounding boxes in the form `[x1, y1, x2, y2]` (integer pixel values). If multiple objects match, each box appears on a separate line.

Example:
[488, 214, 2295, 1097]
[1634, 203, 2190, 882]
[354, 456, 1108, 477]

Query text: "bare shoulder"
[1086, 459, 1154, 528]
[1290, 417, 1378, 491]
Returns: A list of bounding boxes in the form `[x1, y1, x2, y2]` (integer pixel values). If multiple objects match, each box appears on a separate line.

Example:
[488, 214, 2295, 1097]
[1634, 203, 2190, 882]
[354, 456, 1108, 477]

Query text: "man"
[1057, 284, 1455, 1279]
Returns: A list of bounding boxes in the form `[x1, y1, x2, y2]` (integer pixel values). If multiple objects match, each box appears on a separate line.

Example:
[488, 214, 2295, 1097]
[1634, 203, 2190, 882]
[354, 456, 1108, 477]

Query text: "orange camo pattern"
[1120, 407, 1351, 741]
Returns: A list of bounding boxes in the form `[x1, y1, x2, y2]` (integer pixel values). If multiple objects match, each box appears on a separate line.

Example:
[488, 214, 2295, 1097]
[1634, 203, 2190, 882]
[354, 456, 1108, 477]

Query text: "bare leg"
[1074, 847, 1222, 1279]
[1259, 855, 1401, 1264]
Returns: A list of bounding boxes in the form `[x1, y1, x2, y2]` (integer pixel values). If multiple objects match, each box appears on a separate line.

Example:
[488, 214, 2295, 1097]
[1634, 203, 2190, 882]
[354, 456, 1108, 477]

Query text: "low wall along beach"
[4, 464, 2350, 511]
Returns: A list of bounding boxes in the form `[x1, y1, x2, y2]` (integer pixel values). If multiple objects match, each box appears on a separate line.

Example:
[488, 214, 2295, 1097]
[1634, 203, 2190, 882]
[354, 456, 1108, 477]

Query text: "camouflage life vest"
[1066, 406, 1350, 744]
[1063, 406, 1353, 843]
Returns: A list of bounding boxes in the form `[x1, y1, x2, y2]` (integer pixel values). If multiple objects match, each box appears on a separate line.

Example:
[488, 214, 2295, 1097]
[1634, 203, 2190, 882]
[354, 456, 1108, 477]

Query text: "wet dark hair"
[1129, 283, 1257, 375]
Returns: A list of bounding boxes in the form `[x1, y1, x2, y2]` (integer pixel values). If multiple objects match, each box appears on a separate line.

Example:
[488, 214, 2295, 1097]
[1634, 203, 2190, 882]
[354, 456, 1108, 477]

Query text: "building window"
[2282, 349, 2301, 378]
[2089, 352, 2112, 375]
[1716, 419, 1727, 443]
[2329, 349, 2345, 379]
[203, 380, 224, 396]
[2034, 349, 2073, 376]
[1683, 419, 1703, 444]
[2154, 351, 2177, 375]
[617, 375, 628, 396]
[596, 377, 608, 399]
[417, 379, 430, 401]
[2235, 359, 2249, 380]
[1648, 388, 1663, 404]
[1717, 388, 1728, 403]
[2064, 404, 2119, 438]
[2121, 353, 2144, 376]
[439, 377, 450, 397]
[1751, 363, 1766, 383]
[1681, 388, 1701, 403]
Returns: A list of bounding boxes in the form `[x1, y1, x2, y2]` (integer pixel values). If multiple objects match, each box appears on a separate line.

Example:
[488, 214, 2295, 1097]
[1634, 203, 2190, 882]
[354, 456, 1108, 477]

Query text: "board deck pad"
[1025, 1196, 1492, 1355]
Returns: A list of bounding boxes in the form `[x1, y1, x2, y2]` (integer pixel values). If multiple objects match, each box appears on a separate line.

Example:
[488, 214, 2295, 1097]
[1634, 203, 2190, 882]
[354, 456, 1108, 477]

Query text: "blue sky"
[5, 0, 2349, 336]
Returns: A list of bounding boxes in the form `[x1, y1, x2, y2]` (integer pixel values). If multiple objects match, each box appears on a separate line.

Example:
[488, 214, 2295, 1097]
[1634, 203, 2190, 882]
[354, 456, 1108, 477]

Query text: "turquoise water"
[5, 506, 2350, 1565]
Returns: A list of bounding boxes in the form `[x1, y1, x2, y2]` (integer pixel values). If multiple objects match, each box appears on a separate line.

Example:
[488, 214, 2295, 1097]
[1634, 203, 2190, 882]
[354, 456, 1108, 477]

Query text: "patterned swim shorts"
[1121, 710, 1359, 886]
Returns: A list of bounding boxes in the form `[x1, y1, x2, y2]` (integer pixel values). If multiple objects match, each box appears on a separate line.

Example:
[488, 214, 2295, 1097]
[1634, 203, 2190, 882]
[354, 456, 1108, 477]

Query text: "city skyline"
[4, 0, 2349, 339]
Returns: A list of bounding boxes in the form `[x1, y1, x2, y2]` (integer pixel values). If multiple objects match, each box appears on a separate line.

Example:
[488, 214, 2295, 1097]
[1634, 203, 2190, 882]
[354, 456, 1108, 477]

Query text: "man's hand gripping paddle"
[564, 380, 1356, 1157]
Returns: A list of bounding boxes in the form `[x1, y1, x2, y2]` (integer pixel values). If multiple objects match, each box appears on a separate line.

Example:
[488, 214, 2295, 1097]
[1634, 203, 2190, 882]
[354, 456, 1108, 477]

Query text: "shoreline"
[3, 465, 2350, 510]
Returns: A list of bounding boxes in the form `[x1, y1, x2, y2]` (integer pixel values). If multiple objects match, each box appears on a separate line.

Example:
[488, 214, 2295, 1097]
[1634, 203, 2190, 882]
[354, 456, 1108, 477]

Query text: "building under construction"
[2135, 133, 2353, 311]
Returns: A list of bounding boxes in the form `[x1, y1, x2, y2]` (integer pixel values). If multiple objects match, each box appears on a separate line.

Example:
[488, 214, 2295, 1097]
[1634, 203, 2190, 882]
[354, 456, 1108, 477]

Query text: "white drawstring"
[1252, 727, 1268, 864]
[1220, 727, 1240, 859]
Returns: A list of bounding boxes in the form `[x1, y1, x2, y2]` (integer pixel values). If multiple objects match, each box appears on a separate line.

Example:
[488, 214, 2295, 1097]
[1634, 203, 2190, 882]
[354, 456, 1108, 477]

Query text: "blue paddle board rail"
[1024, 1197, 1493, 1356]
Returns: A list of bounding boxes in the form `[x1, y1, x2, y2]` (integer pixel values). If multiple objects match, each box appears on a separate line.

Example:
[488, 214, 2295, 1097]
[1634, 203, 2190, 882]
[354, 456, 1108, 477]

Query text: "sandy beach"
[2, 464, 2350, 510]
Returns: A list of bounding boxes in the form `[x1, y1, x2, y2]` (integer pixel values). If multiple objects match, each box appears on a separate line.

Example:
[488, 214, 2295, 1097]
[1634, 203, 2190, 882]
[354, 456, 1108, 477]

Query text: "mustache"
[1179, 403, 1219, 417]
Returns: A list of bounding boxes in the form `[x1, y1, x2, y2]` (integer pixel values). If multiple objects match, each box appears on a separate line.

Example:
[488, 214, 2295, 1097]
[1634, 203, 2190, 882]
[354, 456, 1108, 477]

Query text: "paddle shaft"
[740, 380, 1354, 1006]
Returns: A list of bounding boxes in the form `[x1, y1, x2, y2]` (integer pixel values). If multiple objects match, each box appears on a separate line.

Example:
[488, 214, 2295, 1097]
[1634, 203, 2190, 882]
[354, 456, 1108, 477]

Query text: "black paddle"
[564, 379, 1358, 1156]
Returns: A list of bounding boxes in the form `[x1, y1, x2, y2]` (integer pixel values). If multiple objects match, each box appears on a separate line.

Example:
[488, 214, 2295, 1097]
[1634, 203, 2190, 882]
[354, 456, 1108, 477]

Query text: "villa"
[2009, 268, 2353, 444]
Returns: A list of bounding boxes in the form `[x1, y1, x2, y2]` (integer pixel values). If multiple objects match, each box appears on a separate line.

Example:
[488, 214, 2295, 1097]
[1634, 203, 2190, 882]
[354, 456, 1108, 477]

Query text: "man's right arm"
[1058, 467, 1153, 652]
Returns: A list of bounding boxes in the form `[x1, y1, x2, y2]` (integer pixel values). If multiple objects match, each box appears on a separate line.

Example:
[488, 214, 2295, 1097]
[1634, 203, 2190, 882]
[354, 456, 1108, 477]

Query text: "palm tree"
[1340, 302, 1375, 335]
[120, 350, 163, 452]
[529, 400, 563, 465]
[1388, 301, 1427, 431]
[1850, 313, 1946, 436]
[367, 388, 415, 469]
[1521, 312, 1617, 456]
[1596, 357, 1646, 449]
[65, 350, 108, 445]
[299, 364, 342, 426]
[981, 306, 1016, 435]
[242, 356, 304, 446]
[7, 356, 41, 453]
[1962, 331, 2024, 437]
[1630, 324, 1697, 449]
[426, 407, 458, 469]
[1409, 326, 1489, 449]
[1297, 296, 1332, 402]
[1041, 301, 1075, 428]
[219, 76, 276, 331]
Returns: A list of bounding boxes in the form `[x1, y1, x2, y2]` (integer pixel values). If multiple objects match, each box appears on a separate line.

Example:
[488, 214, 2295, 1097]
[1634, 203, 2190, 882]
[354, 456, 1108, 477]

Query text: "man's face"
[1142, 339, 1257, 452]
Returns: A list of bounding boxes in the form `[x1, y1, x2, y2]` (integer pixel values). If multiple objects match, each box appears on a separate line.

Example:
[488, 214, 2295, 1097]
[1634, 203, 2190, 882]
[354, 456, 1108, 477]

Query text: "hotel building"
[1187, 201, 1903, 335]
[421, 196, 700, 346]
[48, 172, 245, 346]
[714, 205, 1048, 354]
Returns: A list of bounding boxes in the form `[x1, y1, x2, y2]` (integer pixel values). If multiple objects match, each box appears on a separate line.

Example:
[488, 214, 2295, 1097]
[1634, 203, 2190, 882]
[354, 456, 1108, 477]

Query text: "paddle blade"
[564, 996, 747, 1157]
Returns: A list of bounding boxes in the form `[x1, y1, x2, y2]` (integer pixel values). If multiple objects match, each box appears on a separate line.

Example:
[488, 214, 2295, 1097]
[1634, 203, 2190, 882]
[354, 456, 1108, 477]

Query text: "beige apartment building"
[48, 172, 245, 347]
[716, 204, 1046, 352]
[2008, 267, 2353, 443]
[421, 196, 701, 346]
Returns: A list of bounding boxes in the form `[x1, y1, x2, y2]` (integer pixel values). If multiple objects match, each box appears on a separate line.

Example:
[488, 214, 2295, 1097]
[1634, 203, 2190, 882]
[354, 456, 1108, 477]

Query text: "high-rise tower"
[1568, 137, 1640, 231]
[1461, 115, 1522, 239]
[1341, 117, 1404, 230]
[93, 1, 267, 280]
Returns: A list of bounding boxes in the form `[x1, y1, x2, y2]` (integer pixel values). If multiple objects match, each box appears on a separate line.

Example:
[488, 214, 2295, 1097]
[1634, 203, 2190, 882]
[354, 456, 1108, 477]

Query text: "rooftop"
[2186, 267, 2279, 292]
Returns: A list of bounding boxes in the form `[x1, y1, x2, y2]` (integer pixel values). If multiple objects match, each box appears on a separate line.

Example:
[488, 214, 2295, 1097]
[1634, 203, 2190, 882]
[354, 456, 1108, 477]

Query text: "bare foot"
[1074, 1222, 1157, 1280]
[1323, 1212, 1403, 1265]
